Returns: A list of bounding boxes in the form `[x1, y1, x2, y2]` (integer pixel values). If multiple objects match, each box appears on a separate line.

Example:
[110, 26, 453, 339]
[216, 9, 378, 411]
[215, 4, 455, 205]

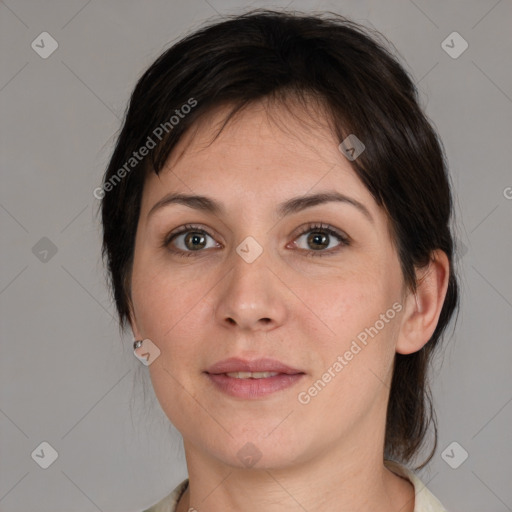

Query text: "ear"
[396, 249, 450, 355]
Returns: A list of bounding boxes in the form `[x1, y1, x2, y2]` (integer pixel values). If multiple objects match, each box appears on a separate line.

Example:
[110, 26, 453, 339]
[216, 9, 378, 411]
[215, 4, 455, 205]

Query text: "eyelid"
[165, 223, 215, 241]
[162, 223, 220, 253]
[293, 222, 349, 243]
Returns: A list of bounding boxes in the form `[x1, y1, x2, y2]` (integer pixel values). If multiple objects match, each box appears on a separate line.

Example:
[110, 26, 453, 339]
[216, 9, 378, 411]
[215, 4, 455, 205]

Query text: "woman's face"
[129, 101, 408, 470]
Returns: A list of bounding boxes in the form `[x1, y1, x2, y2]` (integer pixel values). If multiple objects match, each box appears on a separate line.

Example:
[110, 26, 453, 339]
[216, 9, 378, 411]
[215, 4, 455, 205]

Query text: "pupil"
[309, 232, 328, 250]
[186, 232, 205, 250]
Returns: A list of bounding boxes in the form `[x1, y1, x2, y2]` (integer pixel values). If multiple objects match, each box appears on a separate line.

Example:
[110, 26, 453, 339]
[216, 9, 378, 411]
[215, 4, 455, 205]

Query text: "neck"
[177, 432, 415, 512]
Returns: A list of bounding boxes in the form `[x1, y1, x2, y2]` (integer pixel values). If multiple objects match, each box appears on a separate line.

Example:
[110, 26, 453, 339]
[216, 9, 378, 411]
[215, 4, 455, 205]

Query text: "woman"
[99, 9, 459, 512]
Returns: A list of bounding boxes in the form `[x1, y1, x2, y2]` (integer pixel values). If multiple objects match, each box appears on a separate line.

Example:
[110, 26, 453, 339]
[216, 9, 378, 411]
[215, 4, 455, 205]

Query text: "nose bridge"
[232, 236, 270, 290]
[214, 234, 285, 330]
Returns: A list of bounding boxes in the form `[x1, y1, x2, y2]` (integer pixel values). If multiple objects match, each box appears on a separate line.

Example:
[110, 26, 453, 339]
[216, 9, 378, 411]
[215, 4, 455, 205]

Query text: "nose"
[213, 244, 287, 332]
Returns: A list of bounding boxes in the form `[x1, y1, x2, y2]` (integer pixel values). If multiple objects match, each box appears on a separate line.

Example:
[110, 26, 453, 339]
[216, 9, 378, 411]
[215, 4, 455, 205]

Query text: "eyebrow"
[147, 191, 374, 224]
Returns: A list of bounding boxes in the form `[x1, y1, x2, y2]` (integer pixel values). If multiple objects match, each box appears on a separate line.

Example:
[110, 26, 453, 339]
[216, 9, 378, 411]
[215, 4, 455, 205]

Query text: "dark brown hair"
[98, 9, 459, 470]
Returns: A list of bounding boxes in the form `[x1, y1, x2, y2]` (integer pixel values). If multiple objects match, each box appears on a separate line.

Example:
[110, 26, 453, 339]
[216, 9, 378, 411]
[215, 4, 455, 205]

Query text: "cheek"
[300, 266, 392, 337]
[132, 269, 215, 427]
[131, 253, 212, 338]
[301, 270, 401, 389]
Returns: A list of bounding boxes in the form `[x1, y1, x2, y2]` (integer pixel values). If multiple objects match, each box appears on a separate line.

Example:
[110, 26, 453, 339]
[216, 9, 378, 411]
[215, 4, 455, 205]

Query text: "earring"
[133, 339, 143, 350]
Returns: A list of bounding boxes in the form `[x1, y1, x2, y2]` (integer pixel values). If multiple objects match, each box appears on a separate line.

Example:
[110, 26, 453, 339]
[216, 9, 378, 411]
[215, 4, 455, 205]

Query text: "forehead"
[139, 100, 379, 222]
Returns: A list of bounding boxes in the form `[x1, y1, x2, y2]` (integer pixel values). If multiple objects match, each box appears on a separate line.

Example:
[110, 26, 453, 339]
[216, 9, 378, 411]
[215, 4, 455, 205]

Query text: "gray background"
[1, 0, 511, 511]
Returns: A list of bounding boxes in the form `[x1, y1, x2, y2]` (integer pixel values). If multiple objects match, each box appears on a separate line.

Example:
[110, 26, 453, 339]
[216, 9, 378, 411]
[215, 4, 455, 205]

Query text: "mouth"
[205, 357, 304, 375]
[223, 371, 283, 379]
[204, 357, 305, 399]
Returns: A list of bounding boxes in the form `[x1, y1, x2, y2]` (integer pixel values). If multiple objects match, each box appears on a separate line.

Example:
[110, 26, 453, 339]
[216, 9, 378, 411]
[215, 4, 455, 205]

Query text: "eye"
[163, 224, 219, 257]
[162, 222, 350, 258]
[291, 222, 350, 256]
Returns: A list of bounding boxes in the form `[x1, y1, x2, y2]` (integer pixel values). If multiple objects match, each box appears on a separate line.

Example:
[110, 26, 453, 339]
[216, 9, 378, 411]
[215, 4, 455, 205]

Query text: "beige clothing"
[143, 459, 447, 512]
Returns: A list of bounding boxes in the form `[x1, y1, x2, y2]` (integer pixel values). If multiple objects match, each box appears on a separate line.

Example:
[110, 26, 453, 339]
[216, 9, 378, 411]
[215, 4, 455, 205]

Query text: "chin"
[201, 428, 307, 471]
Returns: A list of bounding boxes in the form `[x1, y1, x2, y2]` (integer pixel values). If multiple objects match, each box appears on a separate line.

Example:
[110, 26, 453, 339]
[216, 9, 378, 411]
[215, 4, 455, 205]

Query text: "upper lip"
[205, 357, 304, 375]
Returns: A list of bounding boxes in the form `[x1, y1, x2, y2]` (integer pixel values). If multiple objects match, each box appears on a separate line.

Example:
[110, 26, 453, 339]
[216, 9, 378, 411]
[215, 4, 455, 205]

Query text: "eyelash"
[162, 222, 350, 258]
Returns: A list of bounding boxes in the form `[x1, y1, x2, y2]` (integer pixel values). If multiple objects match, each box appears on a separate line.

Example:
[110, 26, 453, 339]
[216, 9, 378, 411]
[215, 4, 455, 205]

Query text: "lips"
[205, 357, 304, 376]
[204, 357, 305, 399]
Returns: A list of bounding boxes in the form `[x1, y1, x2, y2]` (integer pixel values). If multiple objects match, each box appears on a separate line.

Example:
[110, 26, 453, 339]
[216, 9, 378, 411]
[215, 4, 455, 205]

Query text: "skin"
[129, 99, 450, 512]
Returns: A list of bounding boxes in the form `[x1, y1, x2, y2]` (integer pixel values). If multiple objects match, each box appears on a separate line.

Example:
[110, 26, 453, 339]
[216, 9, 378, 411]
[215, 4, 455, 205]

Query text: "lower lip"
[205, 372, 305, 399]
